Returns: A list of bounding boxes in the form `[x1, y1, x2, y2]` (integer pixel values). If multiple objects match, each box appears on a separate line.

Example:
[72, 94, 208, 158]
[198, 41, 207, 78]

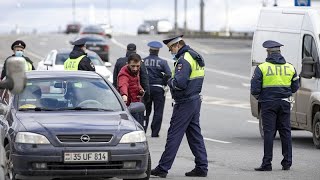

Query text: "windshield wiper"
[19, 107, 57, 111]
[57, 107, 114, 111]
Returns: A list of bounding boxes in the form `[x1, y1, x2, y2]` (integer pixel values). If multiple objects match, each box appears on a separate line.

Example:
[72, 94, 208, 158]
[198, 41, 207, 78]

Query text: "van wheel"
[313, 112, 320, 149]
[258, 111, 264, 139]
[123, 154, 151, 180]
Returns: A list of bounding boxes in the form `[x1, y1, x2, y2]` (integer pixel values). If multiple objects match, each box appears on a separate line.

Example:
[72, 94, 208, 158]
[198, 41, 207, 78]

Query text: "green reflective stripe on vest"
[184, 52, 205, 79]
[25, 61, 32, 71]
[172, 52, 205, 79]
[64, 55, 85, 70]
[258, 62, 295, 88]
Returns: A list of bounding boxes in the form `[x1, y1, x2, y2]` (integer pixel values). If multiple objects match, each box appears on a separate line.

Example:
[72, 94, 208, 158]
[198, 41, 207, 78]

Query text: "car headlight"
[119, 131, 146, 143]
[15, 132, 50, 144]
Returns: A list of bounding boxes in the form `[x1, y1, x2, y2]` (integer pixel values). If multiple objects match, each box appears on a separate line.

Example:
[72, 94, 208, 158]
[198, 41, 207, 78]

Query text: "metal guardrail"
[167, 30, 254, 39]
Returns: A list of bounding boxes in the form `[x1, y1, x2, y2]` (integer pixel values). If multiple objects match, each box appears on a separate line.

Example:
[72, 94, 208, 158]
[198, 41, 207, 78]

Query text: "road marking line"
[215, 85, 229, 89]
[204, 137, 231, 144]
[111, 38, 251, 80]
[25, 50, 44, 60]
[242, 83, 250, 87]
[247, 120, 259, 124]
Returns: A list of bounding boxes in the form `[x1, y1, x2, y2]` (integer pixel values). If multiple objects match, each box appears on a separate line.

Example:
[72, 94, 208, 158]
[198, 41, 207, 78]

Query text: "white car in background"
[157, 20, 173, 34]
[37, 49, 113, 83]
[99, 24, 113, 38]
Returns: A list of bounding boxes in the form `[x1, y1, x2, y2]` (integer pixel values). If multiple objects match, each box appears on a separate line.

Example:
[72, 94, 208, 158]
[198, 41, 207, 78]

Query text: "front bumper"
[12, 142, 149, 179]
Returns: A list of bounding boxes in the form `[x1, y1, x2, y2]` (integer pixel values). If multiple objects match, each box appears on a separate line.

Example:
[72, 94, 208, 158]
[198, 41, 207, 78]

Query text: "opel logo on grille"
[80, 134, 90, 143]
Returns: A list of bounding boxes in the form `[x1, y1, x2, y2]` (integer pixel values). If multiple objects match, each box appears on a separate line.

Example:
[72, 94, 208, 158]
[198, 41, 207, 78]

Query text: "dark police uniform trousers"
[145, 86, 165, 136]
[261, 100, 292, 167]
[158, 96, 207, 172]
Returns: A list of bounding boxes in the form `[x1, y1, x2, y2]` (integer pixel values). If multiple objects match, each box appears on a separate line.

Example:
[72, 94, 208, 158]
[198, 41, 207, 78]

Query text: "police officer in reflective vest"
[64, 38, 95, 71]
[1, 40, 35, 80]
[143, 41, 171, 137]
[251, 40, 299, 171]
[151, 35, 208, 178]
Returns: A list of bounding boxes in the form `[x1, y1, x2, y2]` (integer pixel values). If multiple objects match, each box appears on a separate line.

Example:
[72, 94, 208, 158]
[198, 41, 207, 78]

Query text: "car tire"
[0, 145, 6, 180]
[123, 153, 151, 180]
[258, 111, 264, 139]
[4, 144, 17, 180]
[312, 112, 320, 149]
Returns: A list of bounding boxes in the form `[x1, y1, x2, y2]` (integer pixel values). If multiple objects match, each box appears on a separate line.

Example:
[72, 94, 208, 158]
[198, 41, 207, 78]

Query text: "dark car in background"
[80, 25, 105, 36]
[1, 71, 150, 180]
[72, 35, 110, 62]
[65, 23, 81, 34]
[137, 20, 157, 35]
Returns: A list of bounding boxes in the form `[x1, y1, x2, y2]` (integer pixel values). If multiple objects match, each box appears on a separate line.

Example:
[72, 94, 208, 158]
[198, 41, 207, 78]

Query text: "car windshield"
[83, 26, 104, 33]
[55, 53, 104, 66]
[17, 78, 122, 111]
[81, 36, 105, 42]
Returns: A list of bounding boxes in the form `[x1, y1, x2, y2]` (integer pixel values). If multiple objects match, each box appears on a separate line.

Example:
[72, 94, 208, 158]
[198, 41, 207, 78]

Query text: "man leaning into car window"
[117, 53, 145, 128]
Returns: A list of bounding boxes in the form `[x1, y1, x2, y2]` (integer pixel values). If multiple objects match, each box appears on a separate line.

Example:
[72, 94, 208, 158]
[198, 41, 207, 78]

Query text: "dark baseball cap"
[127, 43, 136, 51]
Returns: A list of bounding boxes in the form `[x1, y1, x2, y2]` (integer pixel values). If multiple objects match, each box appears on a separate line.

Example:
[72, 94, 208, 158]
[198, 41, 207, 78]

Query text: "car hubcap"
[316, 121, 320, 139]
[5, 151, 13, 180]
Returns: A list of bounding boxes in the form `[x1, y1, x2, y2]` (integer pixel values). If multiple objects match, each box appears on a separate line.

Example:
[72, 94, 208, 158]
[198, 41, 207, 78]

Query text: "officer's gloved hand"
[144, 94, 151, 103]
[167, 78, 173, 89]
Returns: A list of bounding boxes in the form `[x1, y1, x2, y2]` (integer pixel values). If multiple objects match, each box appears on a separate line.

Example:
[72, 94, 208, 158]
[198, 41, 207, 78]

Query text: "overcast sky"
[0, 0, 318, 34]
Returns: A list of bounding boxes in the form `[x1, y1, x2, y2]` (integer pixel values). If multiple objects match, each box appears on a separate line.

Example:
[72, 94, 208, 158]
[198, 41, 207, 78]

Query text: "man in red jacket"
[118, 53, 145, 126]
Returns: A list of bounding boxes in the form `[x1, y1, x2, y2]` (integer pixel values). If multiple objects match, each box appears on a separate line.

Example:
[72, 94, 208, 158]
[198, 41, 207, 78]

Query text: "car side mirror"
[301, 57, 316, 79]
[104, 62, 112, 67]
[128, 102, 145, 113]
[0, 57, 26, 94]
[44, 60, 53, 66]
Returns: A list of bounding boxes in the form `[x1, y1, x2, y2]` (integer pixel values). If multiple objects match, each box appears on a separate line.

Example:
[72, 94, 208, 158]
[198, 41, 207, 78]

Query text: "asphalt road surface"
[0, 33, 319, 180]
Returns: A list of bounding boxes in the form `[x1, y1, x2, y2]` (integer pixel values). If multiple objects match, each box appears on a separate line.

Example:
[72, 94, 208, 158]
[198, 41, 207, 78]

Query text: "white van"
[157, 20, 173, 34]
[250, 7, 320, 148]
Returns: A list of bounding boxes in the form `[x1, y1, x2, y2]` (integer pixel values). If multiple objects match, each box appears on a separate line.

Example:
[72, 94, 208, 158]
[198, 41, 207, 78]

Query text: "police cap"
[163, 35, 183, 48]
[262, 40, 283, 49]
[72, 38, 87, 47]
[11, 40, 26, 50]
[147, 41, 163, 50]
[127, 43, 136, 52]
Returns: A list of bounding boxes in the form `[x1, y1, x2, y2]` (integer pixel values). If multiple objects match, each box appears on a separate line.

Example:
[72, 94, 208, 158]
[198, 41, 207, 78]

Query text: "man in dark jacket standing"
[144, 41, 171, 137]
[1, 40, 35, 80]
[64, 38, 95, 71]
[113, 43, 150, 102]
[251, 40, 299, 171]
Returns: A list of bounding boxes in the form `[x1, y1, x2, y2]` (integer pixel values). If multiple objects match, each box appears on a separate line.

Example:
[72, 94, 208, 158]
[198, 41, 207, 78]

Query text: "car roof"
[53, 49, 99, 56]
[26, 71, 102, 79]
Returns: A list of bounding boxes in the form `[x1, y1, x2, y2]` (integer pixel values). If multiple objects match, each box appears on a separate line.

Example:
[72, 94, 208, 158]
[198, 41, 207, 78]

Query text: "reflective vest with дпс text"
[258, 62, 295, 88]
[172, 52, 205, 79]
[64, 55, 85, 70]
[25, 61, 32, 71]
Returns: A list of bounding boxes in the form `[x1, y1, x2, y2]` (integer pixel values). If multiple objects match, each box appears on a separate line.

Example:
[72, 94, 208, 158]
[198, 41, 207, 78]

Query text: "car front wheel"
[4, 144, 17, 180]
[123, 153, 151, 180]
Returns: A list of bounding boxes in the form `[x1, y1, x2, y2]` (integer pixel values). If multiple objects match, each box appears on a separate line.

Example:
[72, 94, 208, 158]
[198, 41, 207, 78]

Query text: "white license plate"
[64, 152, 108, 163]
[88, 47, 100, 51]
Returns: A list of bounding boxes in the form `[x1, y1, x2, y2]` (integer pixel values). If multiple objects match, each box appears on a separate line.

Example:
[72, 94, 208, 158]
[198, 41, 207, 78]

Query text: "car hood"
[15, 111, 137, 134]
